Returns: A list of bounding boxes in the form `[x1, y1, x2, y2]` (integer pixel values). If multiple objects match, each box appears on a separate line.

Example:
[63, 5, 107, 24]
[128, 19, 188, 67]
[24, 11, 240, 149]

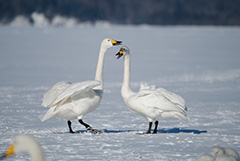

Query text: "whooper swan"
[116, 46, 189, 134]
[41, 38, 121, 133]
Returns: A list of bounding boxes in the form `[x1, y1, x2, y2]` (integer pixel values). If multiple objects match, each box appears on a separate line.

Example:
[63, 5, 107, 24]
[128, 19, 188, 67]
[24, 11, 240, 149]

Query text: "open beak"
[111, 39, 122, 46]
[0, 144, 14, 160]
[116, 49, 124, 59]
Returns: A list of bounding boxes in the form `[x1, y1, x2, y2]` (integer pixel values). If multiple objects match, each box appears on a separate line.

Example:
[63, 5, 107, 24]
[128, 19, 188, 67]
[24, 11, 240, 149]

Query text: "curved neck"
[94, 46, 107, 90]
[27, 142, 44, 161]
[30, 149, 44, 161]
[121, 53, 135, 99]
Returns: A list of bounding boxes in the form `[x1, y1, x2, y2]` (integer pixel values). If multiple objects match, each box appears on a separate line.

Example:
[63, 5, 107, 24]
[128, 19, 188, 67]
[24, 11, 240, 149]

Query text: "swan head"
[210, 146, 225, 156]
[1, 134, 44, 160]
[101, 38, 122, 49]
[116, 46, 130, 59]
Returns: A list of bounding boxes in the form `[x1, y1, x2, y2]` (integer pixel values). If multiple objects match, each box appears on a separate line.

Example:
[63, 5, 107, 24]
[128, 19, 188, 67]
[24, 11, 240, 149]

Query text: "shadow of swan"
[103, 128, 207, 134]
[55, 128, 207, 134]
[157, 128, 207, 134]
[74, 129, 137, 134]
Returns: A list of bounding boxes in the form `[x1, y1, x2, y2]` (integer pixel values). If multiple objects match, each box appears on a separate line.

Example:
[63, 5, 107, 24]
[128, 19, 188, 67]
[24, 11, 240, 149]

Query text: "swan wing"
[138, 82, 186, 111]
[51, 80, 101, 107]
[135, 88, 186, 113]
[43, 80, 101, 108]
[156, 88, 187, 111]
[42, 81, 70, 107]
[139, 82, 156, 90]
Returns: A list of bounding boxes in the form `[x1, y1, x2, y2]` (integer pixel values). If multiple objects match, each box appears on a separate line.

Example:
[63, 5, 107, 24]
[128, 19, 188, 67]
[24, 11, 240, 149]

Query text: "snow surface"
[0, 25, 240, 160]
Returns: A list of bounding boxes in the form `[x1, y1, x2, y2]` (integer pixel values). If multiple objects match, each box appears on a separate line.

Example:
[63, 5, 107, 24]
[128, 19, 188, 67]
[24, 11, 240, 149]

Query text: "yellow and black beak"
[116, 48, 124, 59]
[111, 39, 122, 46]
[0, 144, 14, 160]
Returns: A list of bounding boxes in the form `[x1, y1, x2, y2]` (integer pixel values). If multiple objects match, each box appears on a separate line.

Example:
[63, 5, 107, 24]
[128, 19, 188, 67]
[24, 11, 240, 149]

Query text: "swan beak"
[0, 144, 14, 159]
[111, 39, 122, 46]
[116, 49, 124, 59]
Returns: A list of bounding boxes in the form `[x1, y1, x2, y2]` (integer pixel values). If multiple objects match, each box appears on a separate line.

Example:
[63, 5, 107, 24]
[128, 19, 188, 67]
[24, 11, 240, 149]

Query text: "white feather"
[197, 146, 240, 161]
[41, 81, 70, 107]
[119, 46, 189, 124]
[3, 134, 44, 161]
[41, 38, 121, 124]
[51, 80, 101, 109]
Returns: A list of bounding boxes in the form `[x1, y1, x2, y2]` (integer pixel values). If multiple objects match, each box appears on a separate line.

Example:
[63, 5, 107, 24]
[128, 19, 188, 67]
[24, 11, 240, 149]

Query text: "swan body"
[197, 146, 240, 161]
[41, 38, 121, 133]
[41, 80, 102, 121]
[1, 134, 44, 161]
[116, 46, 189, 133]
[127, 83, 188, 122]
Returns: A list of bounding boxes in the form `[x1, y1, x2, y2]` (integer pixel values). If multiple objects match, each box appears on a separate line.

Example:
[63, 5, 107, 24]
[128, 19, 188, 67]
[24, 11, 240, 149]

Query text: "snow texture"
[0, 25, 240, 160]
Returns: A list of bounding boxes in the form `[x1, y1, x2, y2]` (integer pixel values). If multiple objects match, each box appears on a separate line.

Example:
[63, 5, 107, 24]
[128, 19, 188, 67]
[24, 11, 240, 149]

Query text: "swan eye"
[121, 48, 126, 52]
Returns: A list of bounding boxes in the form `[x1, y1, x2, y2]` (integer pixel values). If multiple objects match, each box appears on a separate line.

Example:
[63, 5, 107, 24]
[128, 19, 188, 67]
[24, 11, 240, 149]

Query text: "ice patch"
[0, 26, 240, 161]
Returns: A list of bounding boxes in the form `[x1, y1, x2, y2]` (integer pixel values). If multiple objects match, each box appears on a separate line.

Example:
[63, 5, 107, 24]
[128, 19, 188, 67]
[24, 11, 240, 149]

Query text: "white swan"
[41, 38, 122, 133]
[197, 146, 240, 161]
[0, 134, 44, 161]
[116, 46, 189, 134]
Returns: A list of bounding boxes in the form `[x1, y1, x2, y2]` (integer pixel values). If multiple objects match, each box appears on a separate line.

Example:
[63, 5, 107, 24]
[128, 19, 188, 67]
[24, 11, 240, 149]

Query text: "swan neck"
[28, 143, 44, 161]
[121, 53, 134, 98]
[94, 46, 107, 90]
[30, 150, 44, 161]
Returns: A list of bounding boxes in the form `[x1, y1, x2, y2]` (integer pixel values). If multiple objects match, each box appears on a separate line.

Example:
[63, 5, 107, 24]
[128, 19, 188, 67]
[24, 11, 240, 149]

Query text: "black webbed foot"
[87, 127, 103, 134]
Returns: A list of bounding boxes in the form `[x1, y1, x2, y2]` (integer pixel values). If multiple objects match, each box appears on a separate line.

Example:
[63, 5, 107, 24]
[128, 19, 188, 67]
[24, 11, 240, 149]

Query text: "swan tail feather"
[175, 112, 190, 122]
[41, 108, 57, 122]
[161, 112, 190, 122]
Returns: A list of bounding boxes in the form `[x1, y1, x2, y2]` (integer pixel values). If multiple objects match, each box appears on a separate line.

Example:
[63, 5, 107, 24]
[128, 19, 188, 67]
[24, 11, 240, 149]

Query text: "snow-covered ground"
[0, 25, 240, 160]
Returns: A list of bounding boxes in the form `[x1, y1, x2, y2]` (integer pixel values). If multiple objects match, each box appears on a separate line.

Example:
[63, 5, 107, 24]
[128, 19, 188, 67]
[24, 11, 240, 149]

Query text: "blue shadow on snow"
[102, 128, 207, 134]
[74, 129, 136, 134]
[96, 128, 207, 134]
[157, 128, 207, 134]
[57, 128, 207, 134]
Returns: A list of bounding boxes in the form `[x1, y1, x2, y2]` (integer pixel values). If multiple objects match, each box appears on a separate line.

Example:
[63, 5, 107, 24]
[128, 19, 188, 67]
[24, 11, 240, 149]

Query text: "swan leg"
[153, 121, 158, 134]
[67, 121, 74, 133]
[78, 119, 103, 134]
[78, 119, 91, 129]
[146, 122, 152, 134]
